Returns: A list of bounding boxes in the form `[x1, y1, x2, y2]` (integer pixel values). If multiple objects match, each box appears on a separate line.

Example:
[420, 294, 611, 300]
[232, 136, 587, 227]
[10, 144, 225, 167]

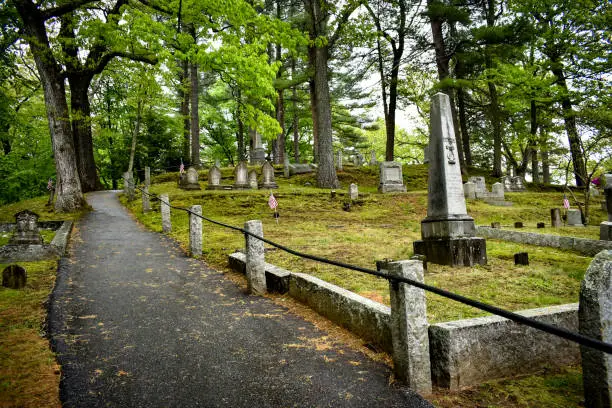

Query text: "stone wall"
[228, 252, 581, 387]
[476, 226, 612, 256]
[429, 303, 580, 390]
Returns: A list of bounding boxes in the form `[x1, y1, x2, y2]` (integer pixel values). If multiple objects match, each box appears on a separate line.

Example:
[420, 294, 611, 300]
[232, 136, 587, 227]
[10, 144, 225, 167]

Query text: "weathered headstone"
[537, 222, 545, 229]
[370, 150, 377, 166]
[233, 162, 250, 189]
[514, 222, 523, 228]
[189, 205, 202, 257]
[349, 183, 358, 200]
[504, 176, 526, 192]
[283, 156, 290, 178]
[463, 182, 476, 199]
[579, 250, 612, 408]
[551, 208, 562, 228]
[206, 166, 222, 190]
[244, 220, 266, 295]
[413, 93, 486, 267]
[384, 260, 432, 393]
[353, 153, 364, 167]
[567, 209, 583, 226]
[179, 167, 201, 190]
[249, 129, 266, 164]
[215, 159, 221, 168]
[336, 151, 343, 171]
[160, 194, 171, 233]
[491, 182, 504, 199]
[259, 161, 278, 189]
[378, 161, 407, 193]
[288, 163, 316, 176]
[468, 176, 486, 197]
[2, 265, 26, 289]
[248, 170, 259, 189]
[9, 210, 43, 245]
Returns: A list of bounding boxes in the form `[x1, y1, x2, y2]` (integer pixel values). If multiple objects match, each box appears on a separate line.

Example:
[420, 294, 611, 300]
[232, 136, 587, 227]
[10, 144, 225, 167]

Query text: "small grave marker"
[514, 222, 523, 228]
[491, 222, 501, 229]
[537, 222, 545, 229]
[514, 252, 529, 265]
[2, 265, 26, 289]
[551, 208, 562, 228]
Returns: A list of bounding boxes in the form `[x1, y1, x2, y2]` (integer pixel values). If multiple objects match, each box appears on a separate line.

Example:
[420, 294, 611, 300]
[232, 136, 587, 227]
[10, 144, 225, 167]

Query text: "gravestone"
[248, 170, 259, 189]
[215, 159, 221, 168]
[567, 209, 583, 226]
[249, 129, 266, 165]
[259, 161, 278, 189]
[551, 208, 562, 228]
[514, 252, 529, 265]
[233, 162, 249, 189]
[491, 222, 501, 229]
[579, 250, 612, 408]
[283, 156, 290, 178]
[378, 161, 407, 193]
[537, 222, 545, 229]
[468, 176, 486, 197]
[288, 163, 316, 175]
[601, 175, 612, 240]
[2, 265, 26, 289]
[349, 183, 358, 200]
[354, 153, 364, 167]
[179, 167, 201, 190]
[514, 222, 523, 228]
[504, 176, 526, 192]
[206, 166, 222, 190]
[9, 210, 43, 245]
[463, 182, 476, 199]
[336, 151, 343, 171]
[491, 182, 504, 199]
[370, 150, 377, 166]
[413, 93, 486, 267]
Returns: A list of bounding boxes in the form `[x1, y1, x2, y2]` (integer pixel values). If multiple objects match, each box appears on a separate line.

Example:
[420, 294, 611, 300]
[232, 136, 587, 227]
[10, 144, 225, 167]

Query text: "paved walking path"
[49, 191, 432, 407]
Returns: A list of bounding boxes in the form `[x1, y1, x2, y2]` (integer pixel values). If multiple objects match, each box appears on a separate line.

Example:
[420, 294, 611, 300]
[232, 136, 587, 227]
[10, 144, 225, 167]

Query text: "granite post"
[144, 166, 151, 187]
[579, 250, 612, 408]
[141, 185, 151, 213]
[284, 156, 290, 178]
[337, 151, 343, 171]
[189, 205, 202, 257]
[244, 220, 266, 295]
[386, 260, 432, 393]
[124, 171, 135, 201]
[160, 194, 171, 233]
[551, 208, 562, 228]
[413, 93, 486, 266]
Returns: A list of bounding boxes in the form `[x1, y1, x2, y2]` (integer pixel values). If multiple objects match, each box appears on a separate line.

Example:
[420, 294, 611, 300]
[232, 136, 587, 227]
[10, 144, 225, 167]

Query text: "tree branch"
[42, 0, 100, 19]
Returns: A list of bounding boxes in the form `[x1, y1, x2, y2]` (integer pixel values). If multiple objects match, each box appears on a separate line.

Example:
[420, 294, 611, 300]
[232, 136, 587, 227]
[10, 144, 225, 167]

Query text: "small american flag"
[47, 178, 53, 191]
[179, 161, 185, 174]
[268, 193, 278, 210]
[563, 194, 570, 209]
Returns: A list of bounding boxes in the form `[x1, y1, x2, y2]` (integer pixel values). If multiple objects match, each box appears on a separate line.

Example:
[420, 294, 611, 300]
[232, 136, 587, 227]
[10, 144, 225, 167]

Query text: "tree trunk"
[488, 82, 503, 177]
[1, 123, 10, 155]
[304, 0, 338, 188]
[550, 65, 586, 186]
[236, 95, 246, 163]
[456, 59, 472, 166]
[308, 77, 319, 162]
[69, 77, 101, 192]
[541, 143, 550, 184]
[276, 88, 285, 164]
[385, 50, 400, 162]
[190, 62, 200, 168]
[128, 98, 142, 174]
[179, 59, 190, 162]
[15, 0, 84, 212]
[428, 7, 465, 170]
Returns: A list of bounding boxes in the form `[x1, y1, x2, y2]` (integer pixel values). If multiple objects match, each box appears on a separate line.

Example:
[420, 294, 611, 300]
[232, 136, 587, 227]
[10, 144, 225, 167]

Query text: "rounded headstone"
[2, 265, 26, 289]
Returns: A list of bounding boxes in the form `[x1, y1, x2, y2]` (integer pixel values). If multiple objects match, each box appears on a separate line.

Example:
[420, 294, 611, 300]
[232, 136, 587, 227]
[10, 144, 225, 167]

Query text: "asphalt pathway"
[49, 191, 433, 407]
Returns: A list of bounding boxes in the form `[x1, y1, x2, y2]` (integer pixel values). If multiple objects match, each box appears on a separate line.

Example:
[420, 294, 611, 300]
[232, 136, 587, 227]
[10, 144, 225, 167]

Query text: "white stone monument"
[349, 183, 358, 200]
[413, 93, 486, 266]
[206, 166, 222, 190]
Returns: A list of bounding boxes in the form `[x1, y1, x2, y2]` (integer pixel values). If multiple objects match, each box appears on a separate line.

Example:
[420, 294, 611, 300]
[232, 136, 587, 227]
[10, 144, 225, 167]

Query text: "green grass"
[0, 260, 61, 408]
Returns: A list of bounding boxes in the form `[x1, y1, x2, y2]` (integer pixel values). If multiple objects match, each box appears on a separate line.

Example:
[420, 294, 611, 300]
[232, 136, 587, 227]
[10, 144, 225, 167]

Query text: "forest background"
[1, 0, 610, 212]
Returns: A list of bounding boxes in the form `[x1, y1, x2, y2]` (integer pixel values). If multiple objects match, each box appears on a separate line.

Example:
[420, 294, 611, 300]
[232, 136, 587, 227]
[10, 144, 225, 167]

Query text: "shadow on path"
[49, 191, 432, 407]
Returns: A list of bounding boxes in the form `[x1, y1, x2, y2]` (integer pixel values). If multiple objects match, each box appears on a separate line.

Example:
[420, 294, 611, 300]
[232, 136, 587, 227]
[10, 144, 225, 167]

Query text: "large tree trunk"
[385, 50, 400, 162]
[128, 98, 142, 174]
[190, 62, 200, 167]
[541, 142, 550, 184]
[179, 59, 190, 162]
[488, 81, 503, 177]
[304, 0, 338, 188]
[276, 88, 285, 164]
[550, 65, 586, 187]
[308, 77, 319, 162]
[15, 0, 84, 212]
[428, 6, 465, 170]
[69, 77, 101, 192]
[1, 124, 10, 155]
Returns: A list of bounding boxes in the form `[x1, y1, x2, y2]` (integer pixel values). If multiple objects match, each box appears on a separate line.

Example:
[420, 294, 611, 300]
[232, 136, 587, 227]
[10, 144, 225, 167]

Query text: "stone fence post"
[244, 220, 266, 295]
[123, 171, 135, 201]
[579, 250, 612, 408]
[142, 185, 151, 213]
[386, 260, 432, 394]
[160, 194, 171, 233]
[144, 166, 151, 187]
[189, 205, 202, 257]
